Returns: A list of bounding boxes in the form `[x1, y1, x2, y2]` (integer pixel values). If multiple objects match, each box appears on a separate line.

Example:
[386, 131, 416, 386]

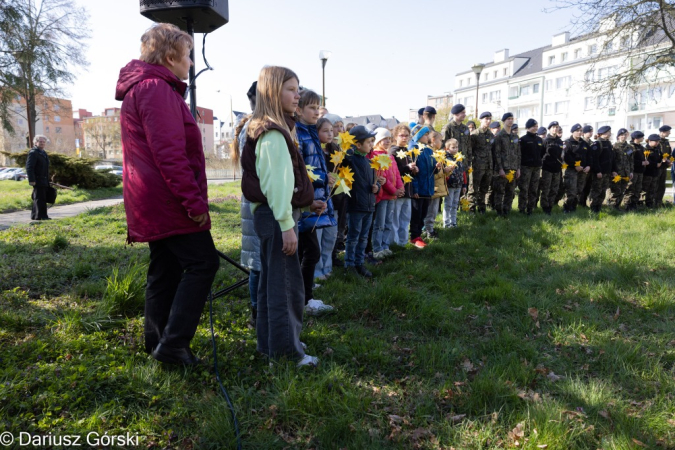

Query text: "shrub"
[99, 262, 147, 317]
[52, 235, 69, 252]
[2, 151, 121, 189]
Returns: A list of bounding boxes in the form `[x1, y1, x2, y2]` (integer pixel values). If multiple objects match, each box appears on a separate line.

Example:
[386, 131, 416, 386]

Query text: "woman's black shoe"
[152, 343, 201, 365]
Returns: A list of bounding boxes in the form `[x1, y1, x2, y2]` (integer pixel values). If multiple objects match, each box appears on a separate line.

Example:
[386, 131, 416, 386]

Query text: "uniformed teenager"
[625, 131, 647, 211]
[588, 126, 615, 213]
[562, 123, 590, 213]
[492, 112, 520, 217]
[517, 118, 543, 215]
[608, 128, 633, 210]
[469, 112, 494, 213]
[441, 103, 472, 166]
[642, 134, 662, 208]
[487, 121, 501, 210]
[579, 125, 595, 207]
[540, 121, 564, 215]
[655, 125, 672, 206]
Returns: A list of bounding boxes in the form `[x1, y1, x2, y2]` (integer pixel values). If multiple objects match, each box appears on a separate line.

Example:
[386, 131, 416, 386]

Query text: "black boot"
[152, 343, 201, 365]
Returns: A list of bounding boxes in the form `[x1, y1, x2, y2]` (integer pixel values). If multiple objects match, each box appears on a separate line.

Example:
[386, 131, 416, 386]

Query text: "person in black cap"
[537, 127, 547, 141]
[423, 106, 437, 131]
[608, 128, 633, 210]
[656, 125, 672, 206]
[468, 112, 495, 213]
[562, 123, 590, 212]
[642, 133, 663, 208]
[517, 118, 542, 215]
[625, 131, 647, 211]
[492, 113, 520, 216]
[442, 103, 472, 172]
[588, 125, 614, 212]
[578, 125, 595, 207]
[540, 121, 564, 215]
[487, 121, 501, 209]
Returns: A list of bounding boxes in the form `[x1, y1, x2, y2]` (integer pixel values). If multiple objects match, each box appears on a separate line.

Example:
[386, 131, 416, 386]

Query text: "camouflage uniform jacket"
[493, 129, 521, 172]
[469, 127, 494, 170]
[612, 141, 634, 176]
[442, 119, 472, 165]
[659, 137, 672, 168]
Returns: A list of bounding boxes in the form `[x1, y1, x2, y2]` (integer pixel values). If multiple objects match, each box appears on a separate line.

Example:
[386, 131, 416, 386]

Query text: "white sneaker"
[373, 250, 387, 260]
[305, 299, 335, 316]
[315, 275, 328, 281]
[297, 354, 319, 367]
[383, 249, 393, 256]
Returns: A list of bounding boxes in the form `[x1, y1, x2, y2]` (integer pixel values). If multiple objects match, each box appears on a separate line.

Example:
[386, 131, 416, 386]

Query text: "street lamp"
[319, 50, 332, 107]
[471, 63, 485, 120]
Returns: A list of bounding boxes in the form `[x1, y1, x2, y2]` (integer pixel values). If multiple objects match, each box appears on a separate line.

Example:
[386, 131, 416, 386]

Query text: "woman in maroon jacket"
[115, 23, 219, 365]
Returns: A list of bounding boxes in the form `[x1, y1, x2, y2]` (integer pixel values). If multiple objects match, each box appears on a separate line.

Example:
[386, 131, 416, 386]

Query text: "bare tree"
[547, 1, 675, 106]
[82, 116, 121, 160]
[0, 0, 89, 142]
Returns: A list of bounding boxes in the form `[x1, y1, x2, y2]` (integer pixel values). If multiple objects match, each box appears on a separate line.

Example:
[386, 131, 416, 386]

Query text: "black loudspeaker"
[140, 0, 229, 33]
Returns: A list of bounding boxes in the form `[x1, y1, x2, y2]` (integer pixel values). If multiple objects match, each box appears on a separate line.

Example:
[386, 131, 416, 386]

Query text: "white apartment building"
[453, 24, 675, 137]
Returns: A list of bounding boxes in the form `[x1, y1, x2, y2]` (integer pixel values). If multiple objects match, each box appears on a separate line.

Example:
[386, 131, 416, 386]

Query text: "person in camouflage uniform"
[517, 118, 543, 215]
[642, 134, 663, 208]
[625, 131, 647, 211]
[554, 125, 566, 204]
[540, 122, 564, 215]
[487, 121, 501, 209]
[562, 124, 590, 213]
[579, 125, 594, 207]
[442, 104, 472, 167]
[608, 128, 634, 210]
[589, 126, 615, 213]
[492, 113, 520, 216]
[655, 125, 672, 206]
[469, 112, 494, 213]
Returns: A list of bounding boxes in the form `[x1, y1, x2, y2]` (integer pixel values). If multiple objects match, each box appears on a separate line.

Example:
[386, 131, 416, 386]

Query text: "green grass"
[1, 181, 674, 449]
[0, 180, 123, 213]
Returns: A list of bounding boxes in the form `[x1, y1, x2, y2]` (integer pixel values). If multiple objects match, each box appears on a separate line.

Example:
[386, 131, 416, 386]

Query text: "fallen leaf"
[598, 410, 611, 420]
[528, 307, 539, 322]
[449, 414, 466, 423]
[537, 445, 548, 449]
[613, 306, 620, 321]
[632, 438, 648, 447]
[461, 359, 475, 372]
[547, 372, 563, 382]
[508, 422, 526, 442]
[450, 306, 463, 311]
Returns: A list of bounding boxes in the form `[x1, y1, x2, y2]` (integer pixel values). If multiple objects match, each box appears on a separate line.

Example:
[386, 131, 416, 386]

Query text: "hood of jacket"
[115, 59, 187, 102]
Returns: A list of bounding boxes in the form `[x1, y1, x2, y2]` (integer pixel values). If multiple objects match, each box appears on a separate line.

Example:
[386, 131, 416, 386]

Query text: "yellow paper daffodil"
[575, 160, 582, 167]
[644, 150, 652, 159]
[337, 132, 356, 151]
[432, 150, 447, 165]
[306, 165, 320, 182]
[612, 175, 622, 183]
[622, 176, 630, 181]
[396, 149, 408, 160]
[410, 147, 421, 157]
[505, 169, 515, 183]
[670, 156, 674, 163]
[664, 153, 670, 159]
[370, 159, 381, 170]
[460, 197, 470, 211]
[402, 174, 413, 184]
[376, 154, 392, 169]
[338, 166, 355, 186]
[455, 152, 465, 162]
[446, 160, 457, 169]
[330, 150, 345, 167]
[561, 163, 568, 170]
[468, 167, 474, 174]
[333, 179, 352, 197]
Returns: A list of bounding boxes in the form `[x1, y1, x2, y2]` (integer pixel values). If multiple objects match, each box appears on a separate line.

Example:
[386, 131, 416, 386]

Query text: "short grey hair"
[33, 135, 48, 145]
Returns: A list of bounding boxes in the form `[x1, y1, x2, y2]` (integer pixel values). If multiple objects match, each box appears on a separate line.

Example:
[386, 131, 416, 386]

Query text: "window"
[544, 103, 552, 115]
[555, 76, 571, 90]
[584, 97, 594, 110]
[45, 126, 49, 133]
[482, 93, 488, 103]
[554, 101, 569, 114]
[521, 85, 531, 96]
[509, 86, 519, 98]
[589, 44, 598, 54]
[467, 77, 471, 85]
[653, 117, 662, 129]
[585, 70, 595, 81]
[503, 68, 508, 76]
[533, 83, 540, 94]
[54, 115, 61, 122]
[549, 55, 556, 65]
[484, 73, 489, 81]
[621, 36, 631, 49]
[605, 41, 613, 52]
[489, 90, 501, 101]
[545, 80, 553, 91]
[561, 52, 568, 62]
[493, 70, 497, 79]
[574, 48, 582, 59]
[54, 104, 60, 111]
[55, 127, 62, 134]
[459, 79, 463, 88]
[17, 118, 23, 125]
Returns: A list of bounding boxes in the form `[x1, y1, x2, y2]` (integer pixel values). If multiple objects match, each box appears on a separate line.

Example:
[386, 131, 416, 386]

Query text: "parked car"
[95, 164, 123, 177]
[0, 168, 22, 180]
[12, 169, 27, 181]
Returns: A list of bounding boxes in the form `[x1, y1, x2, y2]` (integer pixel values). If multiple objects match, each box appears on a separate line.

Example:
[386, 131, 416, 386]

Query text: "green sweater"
[250, 130, 296, 232]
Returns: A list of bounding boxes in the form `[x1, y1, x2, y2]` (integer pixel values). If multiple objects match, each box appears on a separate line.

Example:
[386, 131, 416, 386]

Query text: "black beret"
[246, 81, 257, 100]
[424, 106, 437, 115]
[451, 104, 466, 115]
[659, 125, 671, 132]
[490, 121, 501, 129]
[512, 123, 519, 129]
[597, 125, 611, 135]
[616, 128, 628, 137]
[582, 125, 593, 133]
[502, 112, 513, 121]
[548, 121, 559, 129]
[537, 127, 547, 135]
[417, 107, 425, 115]
[648, 134, 661, 142]
[479, 111, 492, 119]
[525, 118, 538, 129]
[631, 131, 644, 140]
[570, 123, 582, 132]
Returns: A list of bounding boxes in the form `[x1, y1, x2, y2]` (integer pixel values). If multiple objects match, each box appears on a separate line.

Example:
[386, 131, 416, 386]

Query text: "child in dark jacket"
[343, 125, 382, 278]
[409, 126, 436, 248]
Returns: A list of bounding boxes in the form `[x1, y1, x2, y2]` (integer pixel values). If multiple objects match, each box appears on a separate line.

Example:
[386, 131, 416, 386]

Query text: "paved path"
[0, 197, 124, 230]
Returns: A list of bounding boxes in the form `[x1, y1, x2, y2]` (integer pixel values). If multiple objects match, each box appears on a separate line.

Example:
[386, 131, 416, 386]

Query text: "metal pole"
[186, 18, 197, 120]
[321, 59, 327, 107]
[475, 74, 480, 121]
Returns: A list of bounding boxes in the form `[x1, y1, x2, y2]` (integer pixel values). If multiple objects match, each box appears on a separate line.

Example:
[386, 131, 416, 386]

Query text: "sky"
[69, 0, 577, 126]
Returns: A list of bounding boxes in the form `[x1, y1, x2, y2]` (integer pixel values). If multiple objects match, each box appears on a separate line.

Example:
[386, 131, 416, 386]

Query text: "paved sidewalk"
[0, 197, 124, 230]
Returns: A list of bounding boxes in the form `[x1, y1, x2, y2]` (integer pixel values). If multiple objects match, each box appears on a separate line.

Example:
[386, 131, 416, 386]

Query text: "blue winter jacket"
[296, 121, 336, 232]
[411, 144, 436, 197]
[237, 121, 261, 271]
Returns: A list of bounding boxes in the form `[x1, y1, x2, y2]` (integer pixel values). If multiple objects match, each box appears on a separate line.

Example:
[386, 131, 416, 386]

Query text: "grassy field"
[1, 182, 674, 449]
[0, 180, 123, 213]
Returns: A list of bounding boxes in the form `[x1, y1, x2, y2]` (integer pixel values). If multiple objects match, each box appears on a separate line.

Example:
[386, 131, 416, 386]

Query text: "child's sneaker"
[305, 299, 334, 316]
[383, 249, 393, 256]
[373, 250, 387, 260]
[297, 354, 319, 367]
[354, 265, 373, 278]
[413, 237, 427, 248]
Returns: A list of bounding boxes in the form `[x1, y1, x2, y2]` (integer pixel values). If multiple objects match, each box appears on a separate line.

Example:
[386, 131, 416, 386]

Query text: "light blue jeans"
[392, 197, 412, 246]
[372, 199, 395, 252]
[443, 188, 462, 227]
[314, 214, 338, 278]
[424, 197, 441, 232]
[345, 211, 373, 267]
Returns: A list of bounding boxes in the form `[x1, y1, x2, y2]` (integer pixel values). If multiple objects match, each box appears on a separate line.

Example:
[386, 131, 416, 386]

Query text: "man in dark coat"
[25, 135, 51, 220]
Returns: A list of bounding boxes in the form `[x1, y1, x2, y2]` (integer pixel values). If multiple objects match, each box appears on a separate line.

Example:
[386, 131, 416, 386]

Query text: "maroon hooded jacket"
[115, 60, 210, 243]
